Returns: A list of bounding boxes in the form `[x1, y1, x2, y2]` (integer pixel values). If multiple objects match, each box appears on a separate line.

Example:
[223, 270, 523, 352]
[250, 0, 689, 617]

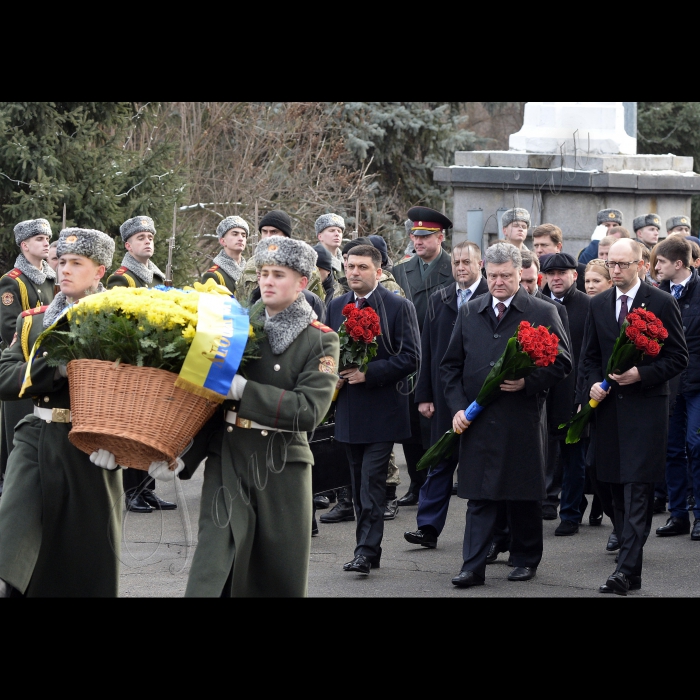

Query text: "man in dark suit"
[581, 238, 688, 594]
[442, 242, 572, 588]
[393, 206, 454, 507]
[404, 241, 488, 548]
[327, 245, 420, 575]
[540, 253, 592, 535]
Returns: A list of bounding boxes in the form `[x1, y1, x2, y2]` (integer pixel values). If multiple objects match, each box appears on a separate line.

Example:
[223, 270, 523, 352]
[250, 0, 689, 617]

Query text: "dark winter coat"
[415, 278, 488, 444]
[441, 287, 572, 500]
[580, 282, 688, 483]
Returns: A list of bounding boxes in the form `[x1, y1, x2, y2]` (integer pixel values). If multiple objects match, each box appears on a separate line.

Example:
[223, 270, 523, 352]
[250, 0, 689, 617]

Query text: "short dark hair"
[655, 236, 692, 268]
[532, 223, 563, 246]
[607, 226, 631, 239]
[347, 244, 382, 268]
[520, 249, 540, 271]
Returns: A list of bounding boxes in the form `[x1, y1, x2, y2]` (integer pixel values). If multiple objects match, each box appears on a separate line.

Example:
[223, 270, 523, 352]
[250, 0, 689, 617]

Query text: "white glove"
[591, 224, 608, 241]
[227, 374, 248, 401]
[148, 457, 185, 481]
[90, 449, 118, 470]
[57, 363, 68, 378]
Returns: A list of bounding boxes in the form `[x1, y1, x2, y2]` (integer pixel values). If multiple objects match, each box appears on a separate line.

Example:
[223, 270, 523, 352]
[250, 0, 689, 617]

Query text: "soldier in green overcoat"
[0, 219, 56, 491]
[0, 227, 122, 598]
[200, 216, 248, 295]
[174, 235, 339, 597]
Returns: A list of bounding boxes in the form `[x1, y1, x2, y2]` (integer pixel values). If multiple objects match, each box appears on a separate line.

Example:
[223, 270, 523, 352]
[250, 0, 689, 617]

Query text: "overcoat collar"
[474, 285, 530, 315]
[403, 249, 451, 282]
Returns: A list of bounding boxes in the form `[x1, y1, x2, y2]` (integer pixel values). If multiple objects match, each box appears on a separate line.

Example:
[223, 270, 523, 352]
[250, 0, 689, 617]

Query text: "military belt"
[34, 406, 72, 423]
[224, 410, 292, 433]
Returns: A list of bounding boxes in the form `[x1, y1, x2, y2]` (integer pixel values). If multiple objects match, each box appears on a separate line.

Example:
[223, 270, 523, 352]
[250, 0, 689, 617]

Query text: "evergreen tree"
[0, 102, 193, 284]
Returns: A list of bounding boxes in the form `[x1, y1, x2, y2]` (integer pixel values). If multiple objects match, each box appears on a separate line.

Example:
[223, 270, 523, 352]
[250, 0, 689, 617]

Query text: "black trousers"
[462, 499, 543, 580]
[123, 468, 155, 496]
[345, 441, 393, 560]
[400, 401, 428, 489]
[543, 434, 562, 507]
[602, 481, 654, 577]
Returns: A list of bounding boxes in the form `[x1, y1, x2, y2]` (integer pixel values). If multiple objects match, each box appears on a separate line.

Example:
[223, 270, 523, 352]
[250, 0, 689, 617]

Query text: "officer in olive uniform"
[201, 216, 248, 295]
[0, 227, 122, 598]
[392, 206, 454, 506]
[0, 219, 56, 493]
[239, 210, 325, 303]
[178, 236, 339, 597]
[107, 215, 174, 513]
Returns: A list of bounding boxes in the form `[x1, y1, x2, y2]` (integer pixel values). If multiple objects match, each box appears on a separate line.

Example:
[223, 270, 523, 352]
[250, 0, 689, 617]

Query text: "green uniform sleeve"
[0, 276, 24, 346]
[105, 274, 129, 289]
[239, 331, 339, 432]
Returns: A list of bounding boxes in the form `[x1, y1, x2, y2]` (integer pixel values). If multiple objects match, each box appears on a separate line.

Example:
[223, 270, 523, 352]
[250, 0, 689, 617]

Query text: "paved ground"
[119, 446, 700, 597]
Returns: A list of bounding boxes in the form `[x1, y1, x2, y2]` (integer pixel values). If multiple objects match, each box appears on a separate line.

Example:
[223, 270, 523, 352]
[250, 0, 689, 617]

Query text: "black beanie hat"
[258, 210, 292, 238]
[368, 235, 389, 267]
[313, 244, 333, 272]
[342, 236, 372, 256]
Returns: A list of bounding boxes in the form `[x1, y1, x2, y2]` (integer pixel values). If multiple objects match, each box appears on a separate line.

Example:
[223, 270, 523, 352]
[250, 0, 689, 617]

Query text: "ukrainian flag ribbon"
[174, 293, 250, 403]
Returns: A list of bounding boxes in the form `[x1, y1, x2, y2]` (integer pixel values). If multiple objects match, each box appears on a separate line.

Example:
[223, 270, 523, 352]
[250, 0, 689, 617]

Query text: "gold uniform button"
[43, 396, 50, 403]
[261, 430, 268, 436]
[226, 426, 233, 433]
[273, 364, 280, 371]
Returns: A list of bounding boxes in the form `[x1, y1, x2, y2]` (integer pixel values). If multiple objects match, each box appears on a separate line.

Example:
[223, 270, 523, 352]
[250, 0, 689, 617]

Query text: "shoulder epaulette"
[310, 320, 333, 333]
[5, 268, 23, 280]
[207, 265, 220, 272]
[21, 305, 48, 318]
[113, 267, 128, 275]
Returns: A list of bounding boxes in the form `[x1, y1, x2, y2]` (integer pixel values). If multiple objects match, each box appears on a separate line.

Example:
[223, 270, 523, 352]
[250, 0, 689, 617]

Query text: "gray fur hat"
[14, 218, 52, 245]
[254, 235, 317, 279]
[217, 215, 249, 238]
[597, 209, 623, 225]
[315, 213, 345, 236]
[57, 228, 115, 268]
[667, 215, 691, 232]
[119, 215, 156, 243]
[404, 219, 413, 236]
[502, 208, 530, 228]
[633, 213, 661, 232]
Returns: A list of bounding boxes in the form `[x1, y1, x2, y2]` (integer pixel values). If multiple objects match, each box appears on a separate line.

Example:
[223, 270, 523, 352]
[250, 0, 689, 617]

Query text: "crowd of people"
[0, 201, 695, 597]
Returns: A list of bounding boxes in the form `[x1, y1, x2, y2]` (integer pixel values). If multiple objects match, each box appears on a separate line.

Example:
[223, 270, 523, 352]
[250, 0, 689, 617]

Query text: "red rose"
[646, 323, 660, 338]
[635, 335, 649, 351]
[363, 328, 374, 343]
[349, 327, 364, 341]
[632, 319, 647, 331]
[657, 327, 669, 340]
[645, 340, 661, 356]
[626, 326, 640, 341]
[345, 319, 358, 332]
[520, 321, 532, 329]
[626, 313, 640, 324]
[342, 304, 356, 318]
[645, 311, 658, 322]
[371, 322, 381, 335]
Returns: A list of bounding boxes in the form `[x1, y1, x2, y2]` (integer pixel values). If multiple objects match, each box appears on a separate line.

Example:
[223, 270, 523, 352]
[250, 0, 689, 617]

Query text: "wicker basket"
[66, 359, 220, 470]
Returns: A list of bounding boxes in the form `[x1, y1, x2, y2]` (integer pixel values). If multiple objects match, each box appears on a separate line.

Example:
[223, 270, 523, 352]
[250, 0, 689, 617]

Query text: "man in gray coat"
[442, 242, 572, 588]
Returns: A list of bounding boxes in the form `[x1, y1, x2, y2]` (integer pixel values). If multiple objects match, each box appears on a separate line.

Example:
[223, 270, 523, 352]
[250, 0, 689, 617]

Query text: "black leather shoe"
[125, 492, 153, 513]
[542, 505, 558, 520]
[343, 555, 371, 574]
[589, 514, 603, 526]
[652, 497, 667, 514]
[313, 494, 330, 509]
[692, 520, 700, 541]
[404, 529, 437, 548]
[319, 501, 355, 523]
[508, 566, 536, 581]
[656, 516, 690, 537]
[555, 520, 579, 536]
[606, 532, 620, 551]
[599, 572, 629, 595]
[451, 570, 484, 588]
[628, 575, 641, 590]
[383, 498, 399, 520]
[141, 489, 176, 510]
[397, 489, 420, 507]
[486, 542, 507, 564]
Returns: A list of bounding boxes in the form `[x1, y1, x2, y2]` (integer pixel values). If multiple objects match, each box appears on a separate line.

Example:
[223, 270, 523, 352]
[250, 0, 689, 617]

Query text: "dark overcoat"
[415, 278, 488, 444]
[579, 282, 688, 483]
[392, 249, 453, 330]
[441, 287, 572, 500]
[327, 284, 420, 444]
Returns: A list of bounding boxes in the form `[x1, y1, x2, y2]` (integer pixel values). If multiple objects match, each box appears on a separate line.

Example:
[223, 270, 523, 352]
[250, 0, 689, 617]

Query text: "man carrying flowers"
[0, 227, 120, 597]
[441, 242, 571, 589]
[181, 236, 339, 597]
[107, 215, 175, 514]
[580, 239, 687, 595]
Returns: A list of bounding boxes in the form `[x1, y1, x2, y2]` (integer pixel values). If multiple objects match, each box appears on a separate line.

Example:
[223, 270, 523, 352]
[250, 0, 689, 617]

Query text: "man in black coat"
[404, 241, 488, 548]
[442, 242, 572, 588]
[581, 239, 688, 595]
[541, 253, 592, 535]
[653, 237, 700, 540]
[327, 245, 420, 575]
[392, 206, 454, 507]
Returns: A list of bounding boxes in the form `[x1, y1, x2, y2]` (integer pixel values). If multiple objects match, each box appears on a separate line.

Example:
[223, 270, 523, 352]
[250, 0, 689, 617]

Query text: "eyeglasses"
[604, 260, 639, 270]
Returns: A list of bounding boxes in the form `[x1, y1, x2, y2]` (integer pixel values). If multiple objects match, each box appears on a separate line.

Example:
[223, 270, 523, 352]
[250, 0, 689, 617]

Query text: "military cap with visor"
[407, 206, 452, 236]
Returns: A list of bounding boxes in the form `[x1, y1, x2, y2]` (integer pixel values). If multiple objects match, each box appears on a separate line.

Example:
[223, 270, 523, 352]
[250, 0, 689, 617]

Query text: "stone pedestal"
[434, 151, 700, 257]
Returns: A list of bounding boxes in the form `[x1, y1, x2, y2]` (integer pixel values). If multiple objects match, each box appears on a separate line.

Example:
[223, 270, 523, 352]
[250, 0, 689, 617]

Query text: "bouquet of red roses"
[338, 303, 381, 373]
[559, 305, 668, 444]
[417, 321, 560, 471]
